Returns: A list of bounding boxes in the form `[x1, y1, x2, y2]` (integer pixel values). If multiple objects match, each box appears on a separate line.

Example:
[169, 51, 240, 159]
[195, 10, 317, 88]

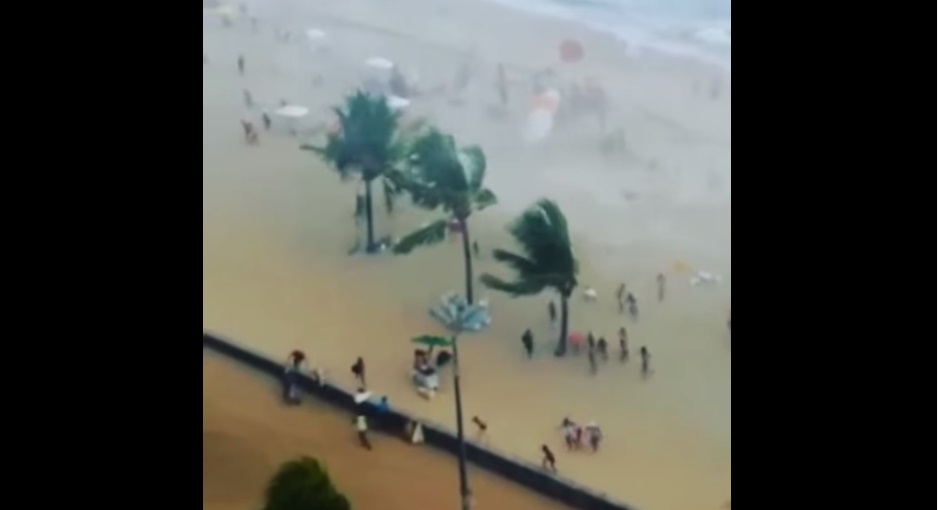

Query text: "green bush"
[263, 457, 350, 510]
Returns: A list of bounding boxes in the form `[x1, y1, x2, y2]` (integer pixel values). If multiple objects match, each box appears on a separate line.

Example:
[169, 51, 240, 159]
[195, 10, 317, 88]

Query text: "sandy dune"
[203, 350, 571, 510]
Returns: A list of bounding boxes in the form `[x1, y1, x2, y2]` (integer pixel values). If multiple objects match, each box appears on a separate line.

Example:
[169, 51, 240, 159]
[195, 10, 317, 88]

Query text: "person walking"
[618, 327, 629, 362]
[521, 329, 534, 358]
[640, 347, 653, 378]
[541, 445, 557, 472]
[355, 414, 372, 450]
[351, 357, 366, 387]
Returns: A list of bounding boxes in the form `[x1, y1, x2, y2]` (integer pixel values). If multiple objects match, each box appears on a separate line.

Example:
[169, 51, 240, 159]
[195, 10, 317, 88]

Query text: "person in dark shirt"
[541, 445, 557, 472]
[286, 350, 306, 371]
[351, 357, 366, 387]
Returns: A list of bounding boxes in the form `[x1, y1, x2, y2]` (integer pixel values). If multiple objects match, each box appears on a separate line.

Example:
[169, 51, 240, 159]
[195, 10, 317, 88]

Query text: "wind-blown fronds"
[481, 199, 579, 354]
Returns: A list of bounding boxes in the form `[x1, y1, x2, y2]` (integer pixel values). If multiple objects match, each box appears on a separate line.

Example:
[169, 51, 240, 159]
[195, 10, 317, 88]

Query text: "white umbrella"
[386, 95, 410, 111]
[365, 57, 395, 70]
[275, 105, 310, 118]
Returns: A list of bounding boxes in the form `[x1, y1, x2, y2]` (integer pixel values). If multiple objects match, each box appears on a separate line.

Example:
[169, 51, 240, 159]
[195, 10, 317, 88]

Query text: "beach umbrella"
[365, 57, 395, 70]
[559, 39, 584, 63]
[274, 105, 309, 118]
[386, 95, 410, 111]
[412, 335, 453, 349]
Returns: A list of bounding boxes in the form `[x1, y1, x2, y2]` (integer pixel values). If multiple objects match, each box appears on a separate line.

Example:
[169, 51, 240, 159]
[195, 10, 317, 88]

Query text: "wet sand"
[204, 1, 730, 509]
[203, 350, 571, 510]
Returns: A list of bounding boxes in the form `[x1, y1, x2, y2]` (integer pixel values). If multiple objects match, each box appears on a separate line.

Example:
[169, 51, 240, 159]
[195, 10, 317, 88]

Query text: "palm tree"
[480, 199, 579, 356]
[392, 128, 496, 303]
[392, 129, 495, 510]
[302, 91, 408, 253]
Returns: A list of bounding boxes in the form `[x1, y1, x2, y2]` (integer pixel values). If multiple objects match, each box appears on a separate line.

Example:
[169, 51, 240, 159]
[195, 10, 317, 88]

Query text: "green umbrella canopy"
[411, 335, 453, 348]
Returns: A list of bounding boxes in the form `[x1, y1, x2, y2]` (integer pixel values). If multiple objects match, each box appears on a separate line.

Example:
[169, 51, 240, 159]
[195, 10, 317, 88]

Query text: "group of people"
[281, 350, 379, 449]
[537, 418, 604, 473]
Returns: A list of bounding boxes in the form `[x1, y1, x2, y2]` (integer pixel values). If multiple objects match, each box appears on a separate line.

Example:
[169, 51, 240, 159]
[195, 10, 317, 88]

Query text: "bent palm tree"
[480, 199, 579, 356]
[392, 128, 496, 304]
[302, 91, 407, 253]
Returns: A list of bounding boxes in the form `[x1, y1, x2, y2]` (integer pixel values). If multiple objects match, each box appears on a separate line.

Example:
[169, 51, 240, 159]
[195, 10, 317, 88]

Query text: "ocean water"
[487, 0, 731, 66]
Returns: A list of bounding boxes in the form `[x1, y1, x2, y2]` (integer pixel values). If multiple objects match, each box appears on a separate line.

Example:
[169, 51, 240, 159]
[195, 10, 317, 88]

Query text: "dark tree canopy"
[481, 199, 578, 298]
[392, 128, 496, 255]
[304, 90, 406, 183]
[263, 457, 350, 510]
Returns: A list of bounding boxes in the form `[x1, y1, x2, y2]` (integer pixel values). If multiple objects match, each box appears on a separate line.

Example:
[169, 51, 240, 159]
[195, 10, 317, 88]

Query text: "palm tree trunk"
[556, 296, 569, 356]
[459, 219, 474, 304]
[364, 179, 377, 253]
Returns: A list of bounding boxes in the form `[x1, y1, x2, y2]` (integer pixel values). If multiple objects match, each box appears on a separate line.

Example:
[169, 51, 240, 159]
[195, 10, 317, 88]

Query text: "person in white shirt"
[355, 415, 372, 450]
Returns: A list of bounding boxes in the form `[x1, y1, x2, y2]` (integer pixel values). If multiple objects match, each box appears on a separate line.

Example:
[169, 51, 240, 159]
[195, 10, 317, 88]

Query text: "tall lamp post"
[447, 305, 476, 510]
[451, 333, 471, 510]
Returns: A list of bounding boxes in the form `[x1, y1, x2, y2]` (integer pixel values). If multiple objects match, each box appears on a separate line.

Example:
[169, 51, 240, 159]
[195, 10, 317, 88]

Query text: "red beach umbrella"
[559, 39, 584, 63]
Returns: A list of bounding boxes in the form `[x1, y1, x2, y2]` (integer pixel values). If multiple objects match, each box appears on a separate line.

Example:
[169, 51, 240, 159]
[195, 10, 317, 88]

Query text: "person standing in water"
[547, 301, 557, 325]
[656, 273, 666, 302]
[261, 111, 271, 131]
[615, 283, 626, 313]
[242, 89, 253, 109]
[521, 329, 534, 358]
[237, 54, 245, 76]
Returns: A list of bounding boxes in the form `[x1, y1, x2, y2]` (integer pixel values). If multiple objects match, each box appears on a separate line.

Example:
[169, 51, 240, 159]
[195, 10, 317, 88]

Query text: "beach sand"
[203, 349, 570, 510]
[204, 1, 730, 509]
